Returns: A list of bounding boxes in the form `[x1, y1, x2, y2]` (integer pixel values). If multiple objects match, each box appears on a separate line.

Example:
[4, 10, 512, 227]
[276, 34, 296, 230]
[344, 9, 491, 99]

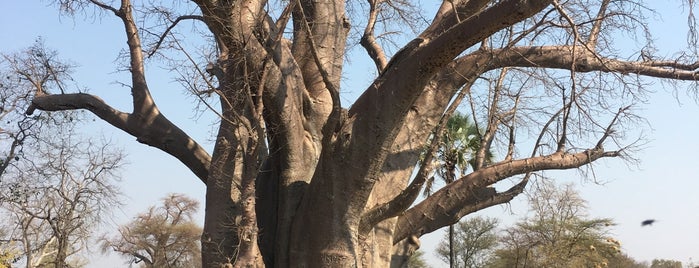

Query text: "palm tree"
[423, 112, 491, 268]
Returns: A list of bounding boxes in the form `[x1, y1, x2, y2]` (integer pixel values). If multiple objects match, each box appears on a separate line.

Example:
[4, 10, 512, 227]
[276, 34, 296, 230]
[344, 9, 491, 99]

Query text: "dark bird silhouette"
[641, 219, 655, 226]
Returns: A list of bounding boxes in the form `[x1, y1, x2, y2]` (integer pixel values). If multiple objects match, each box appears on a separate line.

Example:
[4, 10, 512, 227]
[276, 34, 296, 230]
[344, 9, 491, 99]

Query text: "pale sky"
[3, 1, 699, 267]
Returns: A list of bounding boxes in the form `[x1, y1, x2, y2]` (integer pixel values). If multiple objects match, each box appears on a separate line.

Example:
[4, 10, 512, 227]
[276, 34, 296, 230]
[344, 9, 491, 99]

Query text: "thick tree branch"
[391, 175, 530, 247]
[435, 45, 699, 102]
[421, 0, 490, 41]
[294, 0, 341, 135]
[27, 93, 129, 129]
[346, 0, 552, 219]
[291, 0, 348, 96]
[360, 0, 388, 72]
[28, 93, 211, 184]
[495, 46, 699, 80]
[359, 51, 493, 253]
[454, 174, 530, 219]
[393, 148, 618, 243]
[102, 0, 159, 117]
[370, 36, 691, 256]
[42, 0, 216, 184]
[357, 61, 485, 266]
[359, 80, 473, 235]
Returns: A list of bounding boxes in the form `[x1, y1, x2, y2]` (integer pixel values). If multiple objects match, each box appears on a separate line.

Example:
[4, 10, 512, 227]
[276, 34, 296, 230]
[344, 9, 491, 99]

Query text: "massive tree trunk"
[24, 0, 699, 267]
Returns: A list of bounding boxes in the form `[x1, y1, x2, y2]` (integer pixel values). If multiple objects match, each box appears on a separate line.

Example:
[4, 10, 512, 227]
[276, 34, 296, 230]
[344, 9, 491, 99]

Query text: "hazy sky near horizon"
[3, 1, 699, 267]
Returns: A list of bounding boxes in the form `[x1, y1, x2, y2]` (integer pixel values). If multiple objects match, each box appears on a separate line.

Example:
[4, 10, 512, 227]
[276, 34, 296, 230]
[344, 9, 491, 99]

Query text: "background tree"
[0, 40, 124, 268]
[0, 39, 75, 179]
[101, 193, 202, 268]
[0, 128, 123, 268]
[487, 181, 619, 268]
[0, 226, 19, 268]
[650, 259, 683, 268]
[15, 0, 699, 266]
[405, 250, 430, 268]
[436, 216, 498, 268]
[606, 253, 649, 268]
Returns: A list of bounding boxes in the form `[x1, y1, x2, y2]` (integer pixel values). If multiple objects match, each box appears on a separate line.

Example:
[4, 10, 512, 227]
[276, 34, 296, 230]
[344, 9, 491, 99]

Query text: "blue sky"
[3, 1, 699, 267]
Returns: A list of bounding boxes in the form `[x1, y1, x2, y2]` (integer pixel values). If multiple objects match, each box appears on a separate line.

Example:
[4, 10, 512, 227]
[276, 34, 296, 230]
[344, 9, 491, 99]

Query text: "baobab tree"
[101, 193, 202, 268]
[16, 0, 699, 267]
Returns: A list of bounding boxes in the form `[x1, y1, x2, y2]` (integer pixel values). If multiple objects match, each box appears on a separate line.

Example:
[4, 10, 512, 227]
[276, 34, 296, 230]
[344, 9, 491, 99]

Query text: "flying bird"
[641, 219, 655, 226]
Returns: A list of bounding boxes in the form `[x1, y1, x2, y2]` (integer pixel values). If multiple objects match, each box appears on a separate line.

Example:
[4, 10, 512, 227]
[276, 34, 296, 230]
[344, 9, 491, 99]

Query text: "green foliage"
[0, 242, 18, 268]
[436, 216, 499, 268]
[407, 250, 431, 268]
[424, 112, 487, 196]
[606, 253, 649, 268]
[650, 259, 682, 268]
[101, 194, 202, 268]
[487, 181, 620, 268]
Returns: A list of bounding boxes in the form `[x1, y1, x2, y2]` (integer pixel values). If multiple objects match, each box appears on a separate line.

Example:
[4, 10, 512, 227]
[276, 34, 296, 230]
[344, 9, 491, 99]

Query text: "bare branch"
[274, 1, 296, 43]
[596, 106, 631, 150]
[1, 123, 124, 267]
[87, 0, 119, 14]
[504, 94, 520, 161]
[587, 0, 611, 48]
[360, 0, 388, 72]
[474, 67, 509, 170]
[147, 15, 205, 58]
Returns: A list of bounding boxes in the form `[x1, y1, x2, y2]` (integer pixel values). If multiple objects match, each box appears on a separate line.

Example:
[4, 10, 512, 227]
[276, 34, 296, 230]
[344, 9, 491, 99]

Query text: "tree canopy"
[488, 181, 619, 268]
[101, 193, 202, 268]
[435, 216, 499, 268]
